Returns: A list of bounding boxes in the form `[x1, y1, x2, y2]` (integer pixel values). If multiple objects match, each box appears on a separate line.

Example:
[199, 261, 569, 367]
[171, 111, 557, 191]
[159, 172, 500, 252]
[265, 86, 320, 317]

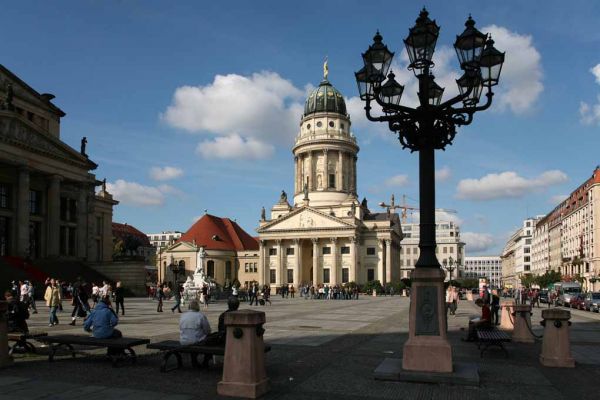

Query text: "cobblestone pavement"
[2, 295, 599, 399]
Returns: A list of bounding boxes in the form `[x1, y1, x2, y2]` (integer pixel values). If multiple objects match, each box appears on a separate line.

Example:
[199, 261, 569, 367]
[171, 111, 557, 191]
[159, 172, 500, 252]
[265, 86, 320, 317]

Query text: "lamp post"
[356, 8, 504, 374]
[169, 258, 181, 285]
[443, 256, 457, 283]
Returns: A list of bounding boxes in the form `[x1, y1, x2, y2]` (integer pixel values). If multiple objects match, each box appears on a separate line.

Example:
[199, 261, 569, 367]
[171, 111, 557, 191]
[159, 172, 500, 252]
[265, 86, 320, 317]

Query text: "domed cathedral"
[257, 67, 403, 288]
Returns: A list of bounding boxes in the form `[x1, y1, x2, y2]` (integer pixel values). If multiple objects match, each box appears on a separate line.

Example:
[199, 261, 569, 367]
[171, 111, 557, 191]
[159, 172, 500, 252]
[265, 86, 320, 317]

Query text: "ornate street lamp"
[443, 256, 457, 282]
[169, 258, 182, 284]
[355, 8, 505, 374]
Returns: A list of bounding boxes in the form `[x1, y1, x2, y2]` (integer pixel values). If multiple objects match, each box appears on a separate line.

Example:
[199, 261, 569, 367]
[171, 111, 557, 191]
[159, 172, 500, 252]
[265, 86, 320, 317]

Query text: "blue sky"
[4, 0, 600, 255]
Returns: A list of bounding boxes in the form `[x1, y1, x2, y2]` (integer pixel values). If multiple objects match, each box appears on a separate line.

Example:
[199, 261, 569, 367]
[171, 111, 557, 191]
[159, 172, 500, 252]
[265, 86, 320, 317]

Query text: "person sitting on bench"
[5, 290, 29, 333]
[204, 295, 240, 346]
[180, 299, 212, 367]
[466, 298, 491, 341]
[83, 296, 121, 339]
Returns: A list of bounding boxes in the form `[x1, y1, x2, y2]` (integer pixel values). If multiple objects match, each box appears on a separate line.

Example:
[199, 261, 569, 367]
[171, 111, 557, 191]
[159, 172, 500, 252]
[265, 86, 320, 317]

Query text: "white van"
[554, 282, 582, 307]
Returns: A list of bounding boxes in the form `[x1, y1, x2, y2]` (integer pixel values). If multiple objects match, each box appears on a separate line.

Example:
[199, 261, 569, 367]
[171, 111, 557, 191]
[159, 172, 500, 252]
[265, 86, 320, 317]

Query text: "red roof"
[178, 214, 258, 251]
[112, 222, 151, 246]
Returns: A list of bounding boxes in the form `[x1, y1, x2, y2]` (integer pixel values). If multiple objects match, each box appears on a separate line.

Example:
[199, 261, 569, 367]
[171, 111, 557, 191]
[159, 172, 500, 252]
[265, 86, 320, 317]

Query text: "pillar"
[330, 238, 338, 285]
[294, 239, 301, 287]
[350, 237, 357, 283]
[16, 167, 30, 257]
[294, 156, 299, 194]
[312, 238, 319, 285]
[259, 240, 268, 285]
[512, 304, 535, 343]
[217, 310, 269, 398]
[500, 299, 515, 331]
[307, 151, 313, 190]
[338, 151, 344, 191]
[323, 149, 328, 190]
[46, 174, 61, 256]
[377, 239, 385, 283]
[352, 156, 357, 194]
[77, 186, 88, 259]
[277, 240, 285, 285]
[385, 239, 392, 284]
[539, 308, 575, 368]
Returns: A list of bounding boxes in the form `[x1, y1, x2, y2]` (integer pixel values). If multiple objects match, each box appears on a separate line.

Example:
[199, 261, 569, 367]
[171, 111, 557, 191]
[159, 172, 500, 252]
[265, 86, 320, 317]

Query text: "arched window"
[225, 261, 232, 280]
[207, 260, 215, 278]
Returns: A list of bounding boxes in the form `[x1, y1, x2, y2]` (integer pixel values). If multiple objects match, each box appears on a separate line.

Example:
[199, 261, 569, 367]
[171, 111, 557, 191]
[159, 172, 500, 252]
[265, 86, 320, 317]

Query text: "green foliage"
[361, 280, 382, 294]
[401, 278, 412, 288]
[520, 273, 537, 288]
[457, 278, 478, 289]
[533, 270, 562, 289]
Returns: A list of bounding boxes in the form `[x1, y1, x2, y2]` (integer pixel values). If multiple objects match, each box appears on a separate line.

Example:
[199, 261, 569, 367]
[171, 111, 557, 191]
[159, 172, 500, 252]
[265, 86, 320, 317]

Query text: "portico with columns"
[257, 71, 402, 287]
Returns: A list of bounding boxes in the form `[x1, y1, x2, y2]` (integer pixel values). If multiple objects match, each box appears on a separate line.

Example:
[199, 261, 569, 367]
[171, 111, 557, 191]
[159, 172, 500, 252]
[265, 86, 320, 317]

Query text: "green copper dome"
[304, 79, 347, 117]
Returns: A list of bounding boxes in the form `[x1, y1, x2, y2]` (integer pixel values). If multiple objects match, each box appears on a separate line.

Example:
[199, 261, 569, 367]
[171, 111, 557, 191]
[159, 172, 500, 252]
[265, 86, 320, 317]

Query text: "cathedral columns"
[294, 156, 299, 194]
[277, 239, 285, 285]
[294, 239, 301, 286]
[377, 239, 385, 284]
[330, 237, 338, 285]
[307, 151, 314, 190]
[260, 240, 268, 285]
[323, 149, 328, 190]
[46, 174, 61, 257]
[77, 186, 89, 259]
[385, 239, 392, 284]
[352, 156, 358, 194]
[16, 167, 30, 257]
[350, 236, 358, 283]
[312, 238, 319, 285]
[338, 151, 344, 191]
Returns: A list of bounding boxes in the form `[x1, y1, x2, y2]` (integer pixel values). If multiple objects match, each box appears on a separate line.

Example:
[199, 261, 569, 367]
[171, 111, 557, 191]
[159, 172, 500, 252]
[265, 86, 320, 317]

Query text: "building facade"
[0, 64, 117, 263]
[147, 230, 182, 252]
[158, 214, 259, 286]
[256, 76, 402, 287]
[501, 216, 543, 288]
[399, 221, 464, 280]
[529, 167, 600, 290]
[462, 256, 502, 288]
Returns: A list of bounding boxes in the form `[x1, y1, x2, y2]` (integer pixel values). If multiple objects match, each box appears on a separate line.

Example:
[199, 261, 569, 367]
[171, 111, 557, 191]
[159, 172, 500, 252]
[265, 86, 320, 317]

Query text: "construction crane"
[379, 194, 457, 223]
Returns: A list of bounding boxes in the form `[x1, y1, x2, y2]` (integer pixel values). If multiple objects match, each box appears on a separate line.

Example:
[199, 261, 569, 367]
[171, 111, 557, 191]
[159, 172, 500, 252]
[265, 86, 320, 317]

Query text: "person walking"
[263, 285, 272, 305]
[114, 281, 125, 316]
[491, 289, 500, 325]
[451, 286, 459, 315]
[44, 278, 61, 326]
[69, 279, 88, 325]
[201, 284, 209, 309]
[91, 282, 99, 308]
[249, 283, 258, 306]
[156, 284, 164, 312]
[26, 281, 38, 314]
[445, 286, 453, 316]
[171, 284, 182, 313]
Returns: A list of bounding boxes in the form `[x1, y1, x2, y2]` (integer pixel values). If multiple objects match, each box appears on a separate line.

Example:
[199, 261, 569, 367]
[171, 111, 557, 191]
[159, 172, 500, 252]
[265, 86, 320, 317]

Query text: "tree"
[534, 270, 562, 289]
[520, 273, 536, 288]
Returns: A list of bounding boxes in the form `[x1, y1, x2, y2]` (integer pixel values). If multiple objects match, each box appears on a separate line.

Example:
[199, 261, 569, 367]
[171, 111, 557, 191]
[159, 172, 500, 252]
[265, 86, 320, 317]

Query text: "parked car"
[569, 294, 586, 310]
[555, 282, 582, 307]
[583, 292, 600, 312]
[538, 289, 549, 304]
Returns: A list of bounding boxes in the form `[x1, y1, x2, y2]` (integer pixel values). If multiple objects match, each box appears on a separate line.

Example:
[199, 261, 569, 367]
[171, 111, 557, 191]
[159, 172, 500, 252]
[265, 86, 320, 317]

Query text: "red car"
[570, 294, 586, 310]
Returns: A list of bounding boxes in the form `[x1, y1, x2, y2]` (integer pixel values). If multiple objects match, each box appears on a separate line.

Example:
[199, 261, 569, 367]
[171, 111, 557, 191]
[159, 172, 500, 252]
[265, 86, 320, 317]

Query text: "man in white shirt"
[180, 299, 211, 345]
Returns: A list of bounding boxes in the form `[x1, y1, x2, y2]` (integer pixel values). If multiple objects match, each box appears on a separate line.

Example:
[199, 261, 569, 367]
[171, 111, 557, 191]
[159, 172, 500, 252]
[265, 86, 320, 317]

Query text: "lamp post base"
[402, 267, 453, 373]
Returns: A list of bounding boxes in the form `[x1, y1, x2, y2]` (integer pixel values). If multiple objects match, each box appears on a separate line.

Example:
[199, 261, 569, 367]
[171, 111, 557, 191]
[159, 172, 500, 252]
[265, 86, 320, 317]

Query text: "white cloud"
[385, 174, 409, 187]
[196, 134, 275, 160]
[410, 210, 463, 226]
[549, 194, 568, 205]
[456, 170, 568, 201]
[436, 166, 452, 182]
[149, 166, 183, 181]
[462, 232, 495, 253]
[105, 179, 180, 206]
[580, 65, 600, 125]
[483, 25, 543, 114]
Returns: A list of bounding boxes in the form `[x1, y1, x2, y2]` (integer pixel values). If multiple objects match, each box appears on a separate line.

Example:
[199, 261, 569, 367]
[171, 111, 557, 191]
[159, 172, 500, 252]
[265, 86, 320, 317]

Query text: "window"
[328, 174, 335, 188]
[207, 260, 215, 278]
[322, 247, 331, 255]
[60, 197, 77, 222]
[68, 227, 76, 256]
[29, 190, 41, 215]
[341, 246, 350, 254]
[0, 216, 8, 256]
[0, 184, 9, 208]
[413, 248, 418, 255]
[225, 261, 232, 280]
[287, 269, 294, 283]
[342, 268, 349, 283]
[96, 216, 103, 236]
[286, 247, 295, 255]
[367, 247, 375, 255]
[443, 247, 447, 254]
[367, 269, 375, 281]
[253, 263, 257, 273]
[269, 248, 277, 256]
[329, 121, 334, 128]
[323, 268, 330, 283]
[270, 269, 276, 284]
[245, 263, 249, 273]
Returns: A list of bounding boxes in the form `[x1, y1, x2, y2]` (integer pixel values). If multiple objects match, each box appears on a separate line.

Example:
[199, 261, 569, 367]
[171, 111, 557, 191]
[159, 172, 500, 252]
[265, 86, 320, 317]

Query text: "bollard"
[0, 301, 13, 368]
[539, 308, 575, 368]
[500, 299, 515, 331]
[218, 309, 269, 399]
[512, 304, 535, 343]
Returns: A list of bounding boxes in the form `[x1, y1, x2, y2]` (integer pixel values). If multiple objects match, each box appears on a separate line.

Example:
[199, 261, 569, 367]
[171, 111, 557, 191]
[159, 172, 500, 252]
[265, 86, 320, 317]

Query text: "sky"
[4, 0, 600, 256]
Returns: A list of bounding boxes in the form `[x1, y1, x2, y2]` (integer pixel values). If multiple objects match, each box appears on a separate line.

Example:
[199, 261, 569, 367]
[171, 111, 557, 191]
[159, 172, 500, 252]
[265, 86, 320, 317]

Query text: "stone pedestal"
[0, 301, 13, 368]
[512, 304, 534, 343]
[372, 289, 377, 297]
[402, 268, 452, 373]
[539, 309, 575, 368]
[218, 310, 269, 399]
[500, 300, 515, 331]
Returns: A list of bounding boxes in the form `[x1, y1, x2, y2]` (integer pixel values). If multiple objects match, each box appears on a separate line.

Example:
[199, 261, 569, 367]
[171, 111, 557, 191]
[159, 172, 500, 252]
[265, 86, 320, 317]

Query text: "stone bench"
[147, 340, 271, 373]
[37, 334, 150, 367]
[476, 327, 511, 358]
[7, 331, 47, 356]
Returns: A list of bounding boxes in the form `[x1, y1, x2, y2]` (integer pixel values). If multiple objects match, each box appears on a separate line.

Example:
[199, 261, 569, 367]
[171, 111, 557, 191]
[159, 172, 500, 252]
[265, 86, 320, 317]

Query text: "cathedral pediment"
[0, 114, 96, 169]
[167, 241, 198, 252]
[257, 207, 355, 233]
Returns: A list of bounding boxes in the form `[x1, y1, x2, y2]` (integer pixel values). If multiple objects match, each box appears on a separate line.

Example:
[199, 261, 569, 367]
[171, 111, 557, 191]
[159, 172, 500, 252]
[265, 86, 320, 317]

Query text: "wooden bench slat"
[37, 335, 150, 348]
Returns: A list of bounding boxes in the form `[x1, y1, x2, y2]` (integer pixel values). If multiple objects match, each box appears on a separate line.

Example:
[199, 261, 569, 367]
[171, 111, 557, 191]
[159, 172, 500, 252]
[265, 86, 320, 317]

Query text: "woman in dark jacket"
[114, 281, 125, 316]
